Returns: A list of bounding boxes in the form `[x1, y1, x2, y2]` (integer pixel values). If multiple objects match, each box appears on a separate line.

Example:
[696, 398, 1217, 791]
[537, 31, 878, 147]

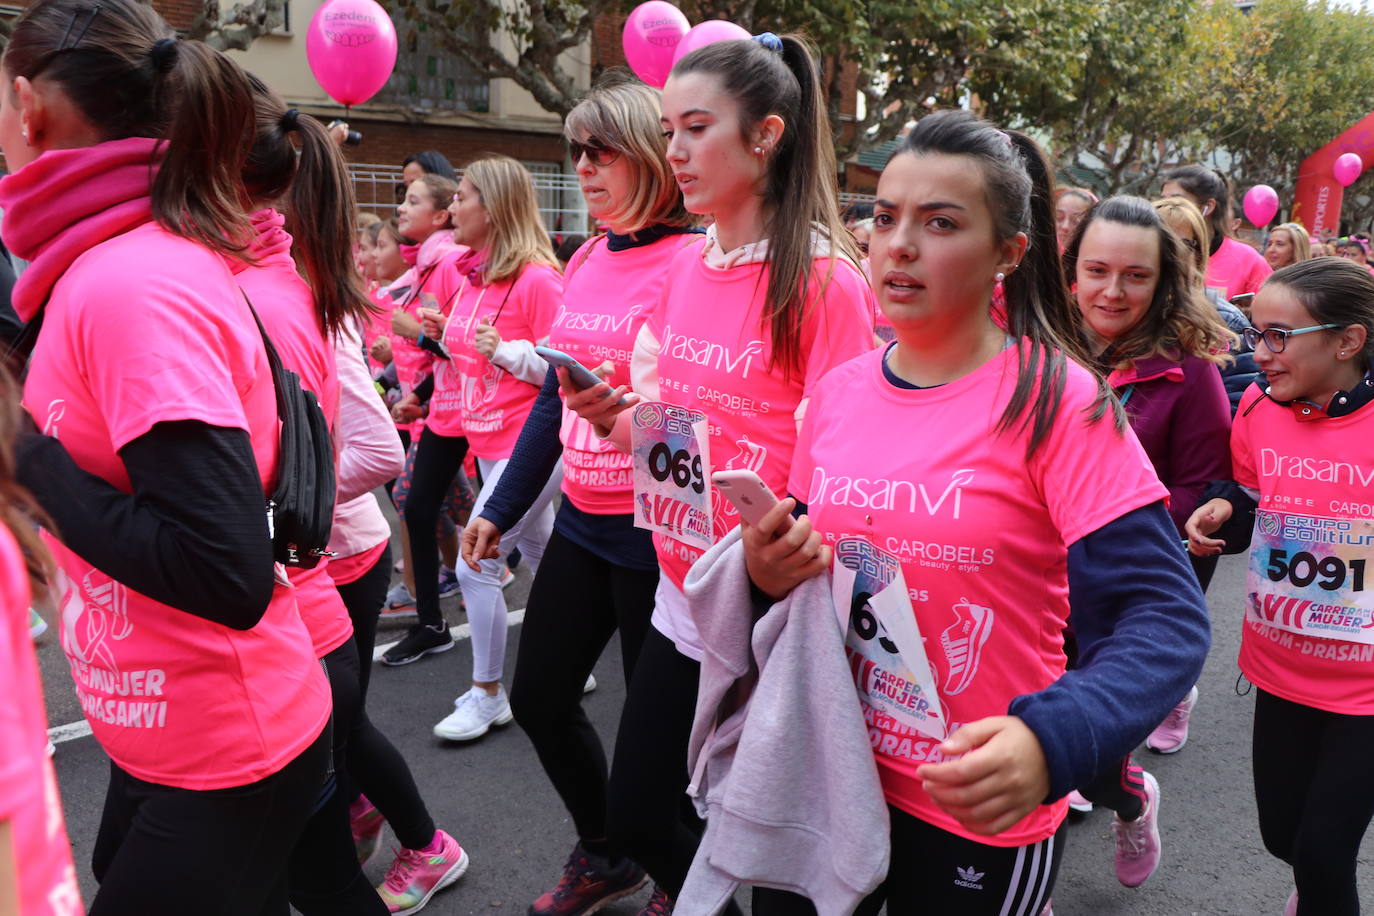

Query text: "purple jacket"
[1107, 353, 1232, 535]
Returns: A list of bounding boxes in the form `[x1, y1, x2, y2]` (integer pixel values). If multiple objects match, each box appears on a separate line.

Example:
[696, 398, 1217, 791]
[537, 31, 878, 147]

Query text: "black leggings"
[288, 643, 387, 915]
[753, 806, 1064, 915]
[1254, 688, 1374, 916]
[606, 627, 742, 914]
[90, 726, 330, 916]
[336, 543, 438, 851]
[510, 528, 658, 842]
[405, 427, 470, 629]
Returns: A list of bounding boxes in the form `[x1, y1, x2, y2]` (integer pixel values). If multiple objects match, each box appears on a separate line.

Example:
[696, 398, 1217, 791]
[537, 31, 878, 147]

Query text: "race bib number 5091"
[631, 402, 712, 550]
[1246, 510, 1374, 643]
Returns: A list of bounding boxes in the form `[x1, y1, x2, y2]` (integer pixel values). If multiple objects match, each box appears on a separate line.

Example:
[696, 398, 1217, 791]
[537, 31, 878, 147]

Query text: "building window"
[376, 15, 489, 113]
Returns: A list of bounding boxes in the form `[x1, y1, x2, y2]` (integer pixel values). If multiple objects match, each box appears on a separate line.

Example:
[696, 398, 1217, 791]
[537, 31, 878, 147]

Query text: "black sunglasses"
[568, 138, 620, 168]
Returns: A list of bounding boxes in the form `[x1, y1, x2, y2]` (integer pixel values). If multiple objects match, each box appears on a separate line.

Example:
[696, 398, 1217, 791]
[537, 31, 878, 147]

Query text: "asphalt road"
[34, 518, 1374, 915]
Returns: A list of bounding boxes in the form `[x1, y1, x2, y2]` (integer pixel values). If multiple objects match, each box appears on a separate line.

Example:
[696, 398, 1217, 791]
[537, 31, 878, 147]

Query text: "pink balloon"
[1243, 185, 1280, 227]
[306, 0, 398, 107]
[1334, 152, 1364, 188]
[671, 20, 752, 67]
[622, 2, 690, 88]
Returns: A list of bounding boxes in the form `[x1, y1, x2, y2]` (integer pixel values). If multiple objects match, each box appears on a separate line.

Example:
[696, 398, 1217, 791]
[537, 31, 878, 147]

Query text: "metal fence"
[353, 161, 873, 233]
[351, 162, 591, 237]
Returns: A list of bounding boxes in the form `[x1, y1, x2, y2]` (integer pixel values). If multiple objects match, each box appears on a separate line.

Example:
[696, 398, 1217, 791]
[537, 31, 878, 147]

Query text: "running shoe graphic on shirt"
[712, 436, 768, 541]
[939, 598, 994, 696]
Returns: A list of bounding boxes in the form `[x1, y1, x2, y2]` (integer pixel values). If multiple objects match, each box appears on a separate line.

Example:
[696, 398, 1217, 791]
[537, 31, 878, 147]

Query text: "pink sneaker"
[1067, 790, 1093, 814]
[1146, 685, 1198, 754]
[376, 830, 469, 914]
[350, 795, 385, 867]
[1112, 770, 1161, 887]
[638, 886, 673, 916]
[1285, 888, 1298, 916]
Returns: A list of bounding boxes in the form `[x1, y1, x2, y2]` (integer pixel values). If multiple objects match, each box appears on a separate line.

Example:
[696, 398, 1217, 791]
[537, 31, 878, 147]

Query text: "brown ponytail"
[243, 76, 374, 337]
[672, 34, 857, 378]
[3, 0, 255, 257]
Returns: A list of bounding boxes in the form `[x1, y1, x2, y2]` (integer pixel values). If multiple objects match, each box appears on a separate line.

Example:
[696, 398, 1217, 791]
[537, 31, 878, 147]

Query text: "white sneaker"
[583, 674, 597, 694]
[433, 686, 513, 742]
[499, 566, 515, 589]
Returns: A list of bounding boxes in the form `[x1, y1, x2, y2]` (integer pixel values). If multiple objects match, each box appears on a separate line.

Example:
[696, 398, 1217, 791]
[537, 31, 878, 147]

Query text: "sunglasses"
[1241, 323, 1341, 353]
[568, 138, 620, 168]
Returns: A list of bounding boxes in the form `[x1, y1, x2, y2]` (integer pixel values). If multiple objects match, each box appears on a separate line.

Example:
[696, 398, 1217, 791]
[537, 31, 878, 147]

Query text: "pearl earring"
[754, 146, 764, 155]
[995, 272, 1005, 282]
[20, 126, 28, 141]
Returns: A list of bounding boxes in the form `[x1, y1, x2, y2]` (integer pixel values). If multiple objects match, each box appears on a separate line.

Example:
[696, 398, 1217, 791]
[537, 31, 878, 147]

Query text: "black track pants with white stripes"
[753, 804, 1064, 916]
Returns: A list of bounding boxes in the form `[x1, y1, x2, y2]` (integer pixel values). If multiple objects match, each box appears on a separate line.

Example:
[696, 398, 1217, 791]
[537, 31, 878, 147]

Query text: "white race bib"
[1246, 510, 1374, 644]
[630, 402, 713, 550]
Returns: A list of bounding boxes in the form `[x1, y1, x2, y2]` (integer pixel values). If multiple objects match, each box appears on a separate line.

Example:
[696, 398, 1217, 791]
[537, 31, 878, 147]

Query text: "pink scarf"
[0, 137, 162, 321]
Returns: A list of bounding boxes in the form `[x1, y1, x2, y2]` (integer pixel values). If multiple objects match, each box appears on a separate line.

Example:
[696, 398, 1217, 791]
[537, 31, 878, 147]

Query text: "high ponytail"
[4, 0, 256, 257]
[672, 34, 857, 377]
[898, 110, 1120, 457]
[243, 76, 374, 336]
[1163, 164, 1234, 245]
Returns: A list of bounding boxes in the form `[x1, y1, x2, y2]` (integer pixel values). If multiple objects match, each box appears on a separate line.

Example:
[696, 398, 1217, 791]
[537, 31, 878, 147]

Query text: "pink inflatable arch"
[1292, 111, 1374, 237]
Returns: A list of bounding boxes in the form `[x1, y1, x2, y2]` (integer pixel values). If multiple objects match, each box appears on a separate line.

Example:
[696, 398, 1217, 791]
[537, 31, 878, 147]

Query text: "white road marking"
[48, 609, 527, 745]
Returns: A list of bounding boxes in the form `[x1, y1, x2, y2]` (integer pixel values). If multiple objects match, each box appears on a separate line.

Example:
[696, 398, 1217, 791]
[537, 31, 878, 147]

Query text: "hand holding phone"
[536, 346, 628, 406]
[712, 469, 793, 534]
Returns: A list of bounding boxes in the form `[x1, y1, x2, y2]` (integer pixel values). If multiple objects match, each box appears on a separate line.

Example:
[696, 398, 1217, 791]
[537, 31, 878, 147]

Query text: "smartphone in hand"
[535, 346, 626, 405]
[712, 469, 793, 534]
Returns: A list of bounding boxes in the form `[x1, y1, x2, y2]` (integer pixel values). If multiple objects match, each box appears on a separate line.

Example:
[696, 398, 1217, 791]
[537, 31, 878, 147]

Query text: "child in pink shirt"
[1161, 165, 1272, 301]
[1188, 258, 1374, 916]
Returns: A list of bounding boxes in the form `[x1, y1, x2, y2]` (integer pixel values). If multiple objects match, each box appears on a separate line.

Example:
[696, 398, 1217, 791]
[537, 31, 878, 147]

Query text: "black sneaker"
[381, 622, 454, 666]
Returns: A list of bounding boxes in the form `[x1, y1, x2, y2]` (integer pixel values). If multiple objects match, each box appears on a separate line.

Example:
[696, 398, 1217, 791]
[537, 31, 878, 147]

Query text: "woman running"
[460, 76, 702, 914]
[563, 33, 876, 912]
[740, 111, 1211, 914]
[1187, 257, 1374, 916]
[401, 158, 563, 741]
[1056, 195, 1232, 880]
[0, 1, 331, 910]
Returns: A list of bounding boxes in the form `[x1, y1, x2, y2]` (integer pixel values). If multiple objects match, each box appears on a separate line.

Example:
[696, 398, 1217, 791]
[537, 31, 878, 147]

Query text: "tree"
[182, 0, 288, 51]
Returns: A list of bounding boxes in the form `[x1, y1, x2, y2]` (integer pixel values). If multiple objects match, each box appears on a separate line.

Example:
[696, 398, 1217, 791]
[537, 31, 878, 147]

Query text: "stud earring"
[753, 146, 764, 155]
[20, 126, 28, 141]
[995, 272, 1005, 282]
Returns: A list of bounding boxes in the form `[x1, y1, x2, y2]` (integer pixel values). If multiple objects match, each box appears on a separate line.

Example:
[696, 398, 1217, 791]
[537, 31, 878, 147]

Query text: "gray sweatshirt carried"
[677, 529, 889, 915]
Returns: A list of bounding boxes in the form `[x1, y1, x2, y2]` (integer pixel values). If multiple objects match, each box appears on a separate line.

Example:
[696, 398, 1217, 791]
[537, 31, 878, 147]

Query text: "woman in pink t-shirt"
[459, 77, 703, 913]
[0, 1, 333, 911]
[1161, 165, 1272, 301]
[563, 34, 876, 910]
[742, 112, 1210, 914]
[1059, 195, 1234, 882]
[1188, 258, 1374, 916]
[397, 158, 563, 734]
[0, 379, 81, 916]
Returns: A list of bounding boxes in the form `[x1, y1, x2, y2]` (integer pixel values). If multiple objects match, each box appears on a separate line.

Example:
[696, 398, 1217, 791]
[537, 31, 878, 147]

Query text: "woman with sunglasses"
[402, 157, 563, 740]
[1187, 258, 1374, 916]
[459, 75, 703, 915]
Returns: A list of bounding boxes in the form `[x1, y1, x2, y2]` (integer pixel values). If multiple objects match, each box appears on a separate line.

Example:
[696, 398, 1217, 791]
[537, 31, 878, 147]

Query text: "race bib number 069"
[1246, 510, 1374, 644]
[631, 402, 713, 550]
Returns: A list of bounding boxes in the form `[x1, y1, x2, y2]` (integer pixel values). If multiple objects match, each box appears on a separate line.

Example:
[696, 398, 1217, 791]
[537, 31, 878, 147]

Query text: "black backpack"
[241, 293, 337, 569]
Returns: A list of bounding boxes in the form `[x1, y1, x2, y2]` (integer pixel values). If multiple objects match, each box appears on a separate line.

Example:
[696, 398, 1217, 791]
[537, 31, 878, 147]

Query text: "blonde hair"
[1152, 196, 1210, 281]
[464, 156, 560, 284]
[564, 73, 691, 233]
[1269, 222, 1312, 266]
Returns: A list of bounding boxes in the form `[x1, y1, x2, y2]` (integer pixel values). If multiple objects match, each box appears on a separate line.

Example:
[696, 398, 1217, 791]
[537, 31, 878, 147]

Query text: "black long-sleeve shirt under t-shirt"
[17, 419, 278, 629]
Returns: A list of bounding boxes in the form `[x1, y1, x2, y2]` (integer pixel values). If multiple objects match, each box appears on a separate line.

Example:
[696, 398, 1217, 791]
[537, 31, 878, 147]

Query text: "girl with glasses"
[1187, 257, 1374, 916]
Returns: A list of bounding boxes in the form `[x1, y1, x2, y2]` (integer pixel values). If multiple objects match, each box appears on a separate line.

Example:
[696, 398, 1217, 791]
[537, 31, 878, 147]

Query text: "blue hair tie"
[752, 31, 783, 53]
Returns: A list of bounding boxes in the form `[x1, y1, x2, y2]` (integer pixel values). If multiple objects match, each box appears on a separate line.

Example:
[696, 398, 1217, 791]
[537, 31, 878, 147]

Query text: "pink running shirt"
[1206, 237, 1272, 301]
[428, 261, 563, 457]
[1232, 385, 1374, 715]
[554, 233, 704, 514]
[0, 528, 82, 916]
[648, 251, 876, 590]
[790, 344, 1166, 846]
[21, 222, 331, 790]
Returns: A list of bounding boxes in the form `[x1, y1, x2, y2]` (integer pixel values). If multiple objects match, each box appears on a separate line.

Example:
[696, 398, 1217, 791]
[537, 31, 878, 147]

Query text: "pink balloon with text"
[623, 2, 690, 88]
[306, 0, 398, 107]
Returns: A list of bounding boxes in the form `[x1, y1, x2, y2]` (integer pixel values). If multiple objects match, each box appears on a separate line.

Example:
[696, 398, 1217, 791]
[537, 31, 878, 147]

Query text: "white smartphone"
[535, 346, 627, 405]
[712, 469, 793, 533]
